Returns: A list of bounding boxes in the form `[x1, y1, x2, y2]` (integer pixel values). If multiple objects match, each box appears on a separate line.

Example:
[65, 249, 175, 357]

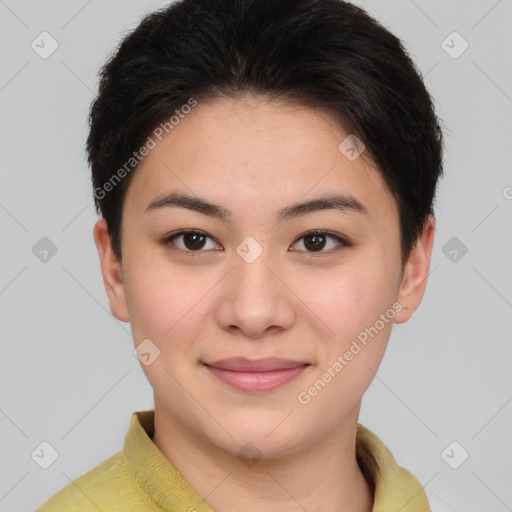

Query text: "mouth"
[202, 357, 310, 393]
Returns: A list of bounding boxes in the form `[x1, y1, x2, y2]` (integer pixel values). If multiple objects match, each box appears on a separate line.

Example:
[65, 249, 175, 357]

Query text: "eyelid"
[290, 229, 350, 253]
[163, 229, 222, 253]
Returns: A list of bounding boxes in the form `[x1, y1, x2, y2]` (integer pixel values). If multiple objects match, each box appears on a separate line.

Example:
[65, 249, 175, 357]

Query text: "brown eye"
[291, 231, 348, 253]
[303, 233, 327, 251]
[164, 230, 220, 252]
[182, 232, 207, 250]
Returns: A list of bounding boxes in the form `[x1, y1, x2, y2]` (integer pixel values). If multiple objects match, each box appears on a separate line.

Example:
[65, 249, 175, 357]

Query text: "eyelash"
[162, 229, 350, 256]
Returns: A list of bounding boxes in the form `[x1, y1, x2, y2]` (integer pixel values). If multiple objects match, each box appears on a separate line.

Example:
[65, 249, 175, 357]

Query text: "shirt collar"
[124, 410, 430, 512]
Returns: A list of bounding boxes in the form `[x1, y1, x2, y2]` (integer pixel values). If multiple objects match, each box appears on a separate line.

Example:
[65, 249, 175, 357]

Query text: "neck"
[152, 395, 373, 512]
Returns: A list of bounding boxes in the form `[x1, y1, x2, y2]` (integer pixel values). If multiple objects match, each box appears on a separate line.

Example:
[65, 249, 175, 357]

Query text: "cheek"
[295, 256, 398, 399]
[124, 257, 220, 363]
[125, 263, 209, 388]
[296, 274, 394, 420]
[300, 259, 398, 340]
[124, 259, 190, 341]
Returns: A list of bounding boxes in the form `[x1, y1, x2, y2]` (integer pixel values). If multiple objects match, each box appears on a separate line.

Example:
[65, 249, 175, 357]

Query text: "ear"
[394, 215, 435, 324]
[93, 218, 130, 322]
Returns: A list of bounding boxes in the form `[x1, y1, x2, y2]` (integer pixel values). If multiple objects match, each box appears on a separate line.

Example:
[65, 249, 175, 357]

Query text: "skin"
[94, 94, 435, 512]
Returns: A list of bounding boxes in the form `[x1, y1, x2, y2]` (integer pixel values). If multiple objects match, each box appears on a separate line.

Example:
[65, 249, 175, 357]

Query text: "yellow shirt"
[36, 410, 431, 511]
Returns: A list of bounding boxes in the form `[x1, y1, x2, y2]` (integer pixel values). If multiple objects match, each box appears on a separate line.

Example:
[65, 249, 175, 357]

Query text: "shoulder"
[356, 424, 431, 512]
[36, 451, 162, 512]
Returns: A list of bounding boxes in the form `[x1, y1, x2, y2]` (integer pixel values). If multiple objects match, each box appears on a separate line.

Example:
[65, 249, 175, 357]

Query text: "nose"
[215, 249, 296, 339]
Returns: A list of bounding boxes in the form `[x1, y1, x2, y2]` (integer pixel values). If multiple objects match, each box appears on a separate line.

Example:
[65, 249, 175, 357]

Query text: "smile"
[203, 357, 310, 393]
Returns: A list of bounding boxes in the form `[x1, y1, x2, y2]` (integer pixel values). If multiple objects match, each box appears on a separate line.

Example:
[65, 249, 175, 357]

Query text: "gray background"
[1, 1, 511, 511]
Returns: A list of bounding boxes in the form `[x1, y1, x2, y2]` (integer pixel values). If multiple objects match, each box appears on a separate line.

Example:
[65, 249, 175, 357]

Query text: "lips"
[203, 357, 310, 392]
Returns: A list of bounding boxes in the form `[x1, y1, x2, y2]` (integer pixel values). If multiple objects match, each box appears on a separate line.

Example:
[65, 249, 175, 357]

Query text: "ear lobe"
[93, 218, 130, 322]
[394, 215, 435, 324]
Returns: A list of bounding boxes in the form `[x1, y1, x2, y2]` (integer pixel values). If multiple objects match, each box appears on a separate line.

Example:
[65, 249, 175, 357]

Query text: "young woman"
[38, 0, 443, 510]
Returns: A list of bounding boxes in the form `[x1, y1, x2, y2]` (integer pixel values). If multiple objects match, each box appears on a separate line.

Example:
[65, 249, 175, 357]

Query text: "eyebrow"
[144, 191, 368, 222]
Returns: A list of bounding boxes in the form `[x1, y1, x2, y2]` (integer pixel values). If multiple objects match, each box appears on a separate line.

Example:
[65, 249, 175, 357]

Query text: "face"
[94, 94, 434, 458]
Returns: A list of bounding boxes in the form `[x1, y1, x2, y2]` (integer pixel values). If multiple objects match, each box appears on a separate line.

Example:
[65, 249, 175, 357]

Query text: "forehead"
[123, 95, 397, 224]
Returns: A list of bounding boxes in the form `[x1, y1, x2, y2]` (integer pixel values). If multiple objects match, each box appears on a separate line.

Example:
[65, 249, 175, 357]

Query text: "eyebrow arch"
[145, 192, 232, 220]
[144, 191, 368, 222]
[276, 194, 368, 222]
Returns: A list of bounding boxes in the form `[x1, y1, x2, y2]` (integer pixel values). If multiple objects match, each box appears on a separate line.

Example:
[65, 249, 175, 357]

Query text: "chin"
[200, 411, 313, 459]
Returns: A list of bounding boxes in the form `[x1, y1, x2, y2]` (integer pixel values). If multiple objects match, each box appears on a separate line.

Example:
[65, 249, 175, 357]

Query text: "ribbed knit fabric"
[36, 410, 431, 511]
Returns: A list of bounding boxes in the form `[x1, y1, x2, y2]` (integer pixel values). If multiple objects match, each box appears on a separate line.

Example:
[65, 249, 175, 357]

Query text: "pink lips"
[203, 357, 309, 392]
